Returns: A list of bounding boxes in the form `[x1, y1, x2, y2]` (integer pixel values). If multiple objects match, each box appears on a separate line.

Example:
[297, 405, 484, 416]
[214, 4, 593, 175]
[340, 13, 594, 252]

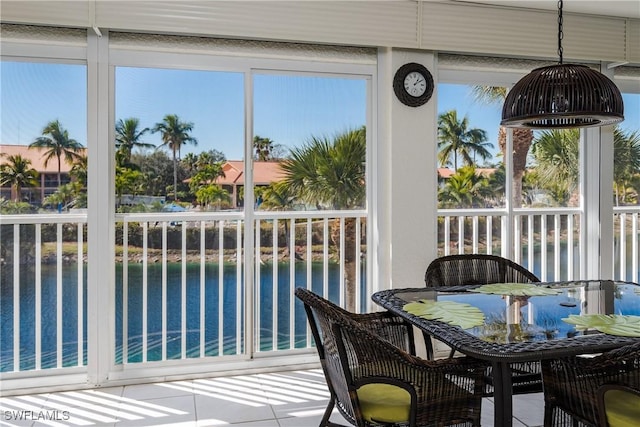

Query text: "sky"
[1, 62, 367, 161]
[438, 83, 640, 163]
[1, 61, 638, 163]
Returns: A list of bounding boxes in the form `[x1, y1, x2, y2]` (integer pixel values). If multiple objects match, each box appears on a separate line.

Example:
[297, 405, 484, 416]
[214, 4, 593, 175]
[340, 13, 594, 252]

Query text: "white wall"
[377, 49, 438, 290]
[2, 1, 638, 63]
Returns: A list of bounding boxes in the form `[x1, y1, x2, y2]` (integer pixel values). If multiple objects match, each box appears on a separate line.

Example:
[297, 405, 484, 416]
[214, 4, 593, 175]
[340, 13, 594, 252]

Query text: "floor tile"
[480, 397, 495, 427]
[512, 393, 545, 426]
[123, 382, 194, 400]
[1, 369, 549, 427]
[113, 395, 195, 426]
[194, 394, 275, 425]
[227, 421, 280, 427]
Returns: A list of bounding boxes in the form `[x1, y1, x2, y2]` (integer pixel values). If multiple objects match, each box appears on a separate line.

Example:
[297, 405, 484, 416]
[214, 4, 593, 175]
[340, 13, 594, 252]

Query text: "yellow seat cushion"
[356, 383, 411, 424]
[604, 389, 640, 427]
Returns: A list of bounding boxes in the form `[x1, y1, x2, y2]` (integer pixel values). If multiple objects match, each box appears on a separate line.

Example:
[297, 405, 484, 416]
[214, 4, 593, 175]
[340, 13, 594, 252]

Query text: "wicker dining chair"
[597, 384, 640, 427]
[541, 341, 640, 427]
[424, 254, 543, 396]
[295, 287, 488, 427]
[424, 254, 540, 288]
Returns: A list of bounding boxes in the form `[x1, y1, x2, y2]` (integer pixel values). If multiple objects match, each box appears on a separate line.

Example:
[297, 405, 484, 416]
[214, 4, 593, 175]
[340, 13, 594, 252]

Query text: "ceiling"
[449, 0, 640, 19]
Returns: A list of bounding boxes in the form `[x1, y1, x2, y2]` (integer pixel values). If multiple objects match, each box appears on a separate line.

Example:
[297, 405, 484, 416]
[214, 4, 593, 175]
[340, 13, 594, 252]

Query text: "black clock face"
[393, 63, 434, 107]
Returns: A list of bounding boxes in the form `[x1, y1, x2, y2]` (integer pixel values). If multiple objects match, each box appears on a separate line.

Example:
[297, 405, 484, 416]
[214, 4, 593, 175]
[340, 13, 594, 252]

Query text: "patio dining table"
[372, 280, 640, 427]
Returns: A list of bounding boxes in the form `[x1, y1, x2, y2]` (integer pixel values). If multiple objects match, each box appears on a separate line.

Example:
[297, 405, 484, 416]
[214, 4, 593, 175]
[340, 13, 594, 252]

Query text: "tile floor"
[0, 369, 545, 427]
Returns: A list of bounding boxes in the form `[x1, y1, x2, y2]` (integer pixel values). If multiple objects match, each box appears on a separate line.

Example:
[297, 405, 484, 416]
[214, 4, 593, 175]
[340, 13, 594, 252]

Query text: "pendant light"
[501, 0, 624, 129]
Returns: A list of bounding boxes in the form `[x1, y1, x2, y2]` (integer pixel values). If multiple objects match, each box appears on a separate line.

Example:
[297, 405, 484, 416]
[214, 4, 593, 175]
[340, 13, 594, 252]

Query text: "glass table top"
[394, 281, 640, 344]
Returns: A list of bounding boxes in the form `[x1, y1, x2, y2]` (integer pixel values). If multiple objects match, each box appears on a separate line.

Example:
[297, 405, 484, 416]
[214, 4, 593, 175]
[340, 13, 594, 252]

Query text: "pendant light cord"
[557, 0, 564, 64]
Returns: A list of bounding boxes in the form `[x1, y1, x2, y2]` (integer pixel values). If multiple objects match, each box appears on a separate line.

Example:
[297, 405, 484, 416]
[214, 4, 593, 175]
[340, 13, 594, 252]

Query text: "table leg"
[492, 361, 513, 427]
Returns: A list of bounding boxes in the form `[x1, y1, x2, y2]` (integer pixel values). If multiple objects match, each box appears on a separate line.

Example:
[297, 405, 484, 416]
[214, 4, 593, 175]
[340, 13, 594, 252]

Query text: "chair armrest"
[334, 321, 487, 426]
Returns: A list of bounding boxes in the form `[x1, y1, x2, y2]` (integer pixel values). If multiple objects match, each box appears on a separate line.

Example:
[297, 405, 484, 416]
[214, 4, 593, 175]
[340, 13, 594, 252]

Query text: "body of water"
[0, 261, 355, 372]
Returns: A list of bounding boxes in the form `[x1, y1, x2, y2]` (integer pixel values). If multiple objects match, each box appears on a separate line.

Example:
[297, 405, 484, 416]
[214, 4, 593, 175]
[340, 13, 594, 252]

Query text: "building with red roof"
[1, 144, 86, 203]
[218, 161, 285, 207]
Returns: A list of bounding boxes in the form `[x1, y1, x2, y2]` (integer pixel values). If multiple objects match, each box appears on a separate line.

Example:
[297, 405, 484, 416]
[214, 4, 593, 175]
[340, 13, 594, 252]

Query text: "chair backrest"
[294, 287, 359, 423]
[425, 254, 540, 287]
[542, 341, 640, 426]
[597, 384, 640, 427]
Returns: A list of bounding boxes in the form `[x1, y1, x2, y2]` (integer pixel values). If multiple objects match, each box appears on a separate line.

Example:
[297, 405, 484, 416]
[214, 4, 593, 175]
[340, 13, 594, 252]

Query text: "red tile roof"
[218, 161, 285, 185]
[1, 144, 85, 173]
[438, 167, 496, 178]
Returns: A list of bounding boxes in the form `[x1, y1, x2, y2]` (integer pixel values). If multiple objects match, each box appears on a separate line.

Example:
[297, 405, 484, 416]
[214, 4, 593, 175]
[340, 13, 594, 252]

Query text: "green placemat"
[473, 283, 562, 296]
[403, 299, 485, 329]
[562, 314, 640, 337]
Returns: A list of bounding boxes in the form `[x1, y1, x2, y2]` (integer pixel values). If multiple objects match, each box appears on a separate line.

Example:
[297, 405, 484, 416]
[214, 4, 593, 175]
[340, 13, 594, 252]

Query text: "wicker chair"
[295, 287, 488, 427]
[597, 384, 640, 427]
[424, 254, 543, 396]
[541, 342, 640, 427]
[424, 254, 540, 288]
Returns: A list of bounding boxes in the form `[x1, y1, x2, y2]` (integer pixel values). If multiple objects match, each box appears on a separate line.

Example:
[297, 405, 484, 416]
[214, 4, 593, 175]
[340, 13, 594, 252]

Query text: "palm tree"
[612, 127, 640, 206]
[437, 110, 491, 171]
[43, 182, 83, 211]
[280, 127, 366, 310]
[197, 149, 226, 166]
[181, 152, 199, 175]
[438, 166, 491, 209]
[68, 154, 89, 208]
[152, 114, 197, 201]
[254, 135, 275, 161]
[195, 184, 230, 210]
[0, 154, 39, 202]
[472, 86, 534, 207]
[281, 127, 366, 210]
[70, 154, 88, 187]
[115, 167, 146, 207]
[486, 165, 506, 206]
[261, 181, 296, 211]
[260, 181, 298, 251]
[115, 118, 153, 166]
[188, 163, 226, 194]
[530, 129, 580, 205]
[530, 127, 640, 207]
[29, 120, 84, 187]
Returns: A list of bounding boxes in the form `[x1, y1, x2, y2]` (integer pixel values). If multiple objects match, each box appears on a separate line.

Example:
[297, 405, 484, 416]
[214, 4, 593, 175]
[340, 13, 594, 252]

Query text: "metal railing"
[115, 212, 245, 364]
[3, 206, 640, 380]
[114, 210, 367, 365]
[0, 214, 87, 373]
[1, 210, 366, 376]
[437, 207, 583, 281]
[613, 206, 640, 282]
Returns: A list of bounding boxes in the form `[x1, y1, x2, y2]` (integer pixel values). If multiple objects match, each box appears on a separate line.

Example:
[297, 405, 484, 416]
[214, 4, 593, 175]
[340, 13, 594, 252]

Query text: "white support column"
[243, 69, 255, 358]
[581, 63, 616, 281]
[87, 29, 115, 386]
[582, 126, 601, 280]
[381, 49, 437, 289]
[375, 47, 392, 294]
[598, 63, 616, 280]
[503, 128, 513, 260]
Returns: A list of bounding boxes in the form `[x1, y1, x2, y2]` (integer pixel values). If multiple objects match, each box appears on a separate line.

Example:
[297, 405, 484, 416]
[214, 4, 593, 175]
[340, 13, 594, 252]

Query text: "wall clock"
[393, 62, 434, 107]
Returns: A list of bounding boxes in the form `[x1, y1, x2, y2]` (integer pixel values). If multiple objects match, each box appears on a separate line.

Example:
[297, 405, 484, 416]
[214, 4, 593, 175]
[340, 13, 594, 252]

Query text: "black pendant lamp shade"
[501, 0, 624, 129]
[501, 63, 624, 129]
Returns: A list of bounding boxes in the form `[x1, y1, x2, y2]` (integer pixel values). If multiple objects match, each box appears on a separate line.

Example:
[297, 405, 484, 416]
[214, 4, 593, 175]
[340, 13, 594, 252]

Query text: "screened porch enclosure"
[1, 11, 638, 396]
